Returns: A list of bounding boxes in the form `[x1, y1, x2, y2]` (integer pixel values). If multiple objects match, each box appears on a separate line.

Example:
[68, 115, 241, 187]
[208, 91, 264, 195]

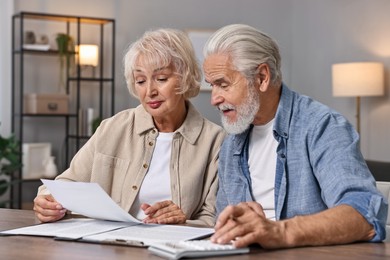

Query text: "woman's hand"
[141, 200, 186, 224]
[33, 194, 67, 223]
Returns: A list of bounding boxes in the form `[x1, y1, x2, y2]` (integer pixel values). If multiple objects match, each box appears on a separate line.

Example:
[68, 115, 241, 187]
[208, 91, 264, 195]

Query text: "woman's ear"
[256, 63, 271, 92]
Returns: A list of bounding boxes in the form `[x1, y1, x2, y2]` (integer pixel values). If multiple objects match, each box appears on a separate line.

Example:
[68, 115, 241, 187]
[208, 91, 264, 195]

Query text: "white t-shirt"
[129, 132, 173, 220]
[248, 120, 277, 220]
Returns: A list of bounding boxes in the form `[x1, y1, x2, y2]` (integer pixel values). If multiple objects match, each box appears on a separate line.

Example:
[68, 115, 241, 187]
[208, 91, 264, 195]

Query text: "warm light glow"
[77, 44, 99, 67]
[332, 62, 384, 97]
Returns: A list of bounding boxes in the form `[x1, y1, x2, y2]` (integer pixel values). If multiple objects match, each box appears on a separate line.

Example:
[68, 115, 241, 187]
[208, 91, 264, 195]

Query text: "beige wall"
[0, 0, 13, 135]
[3, 0, 390, 161]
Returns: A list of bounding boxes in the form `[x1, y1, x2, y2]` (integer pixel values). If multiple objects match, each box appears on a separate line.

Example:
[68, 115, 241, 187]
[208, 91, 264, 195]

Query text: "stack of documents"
[0, 180, 214, 247]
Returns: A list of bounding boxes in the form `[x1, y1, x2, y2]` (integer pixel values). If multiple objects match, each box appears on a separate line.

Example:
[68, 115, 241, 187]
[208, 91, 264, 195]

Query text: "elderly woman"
[33, 28, 225, 227]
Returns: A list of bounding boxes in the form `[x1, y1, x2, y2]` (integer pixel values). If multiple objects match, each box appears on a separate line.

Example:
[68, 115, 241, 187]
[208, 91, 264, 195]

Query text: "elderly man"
[203, 24, 387, 249]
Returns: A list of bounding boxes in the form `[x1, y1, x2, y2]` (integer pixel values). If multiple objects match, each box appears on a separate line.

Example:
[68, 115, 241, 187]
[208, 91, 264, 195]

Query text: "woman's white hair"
[123, 28, 201, 99]
[203, 24, 282, 86]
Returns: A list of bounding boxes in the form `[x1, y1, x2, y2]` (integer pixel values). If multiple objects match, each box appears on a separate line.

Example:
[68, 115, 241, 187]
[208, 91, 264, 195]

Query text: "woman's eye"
[136, 80, 145, 85]
[157, 78, 168, 82]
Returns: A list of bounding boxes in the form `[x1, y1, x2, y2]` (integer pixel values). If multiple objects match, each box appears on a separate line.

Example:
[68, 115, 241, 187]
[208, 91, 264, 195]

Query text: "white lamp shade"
[77, 44, 99, 67]
[332, 62, 384, 97]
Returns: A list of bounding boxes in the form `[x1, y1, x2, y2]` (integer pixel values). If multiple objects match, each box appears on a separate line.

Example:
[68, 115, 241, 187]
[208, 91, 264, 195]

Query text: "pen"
[103, 238, 145, 247]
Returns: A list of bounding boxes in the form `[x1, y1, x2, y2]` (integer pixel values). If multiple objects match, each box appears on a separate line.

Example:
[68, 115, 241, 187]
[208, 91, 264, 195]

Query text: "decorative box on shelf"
[24, 93, 69, 114]
[22, 142, 51, 179]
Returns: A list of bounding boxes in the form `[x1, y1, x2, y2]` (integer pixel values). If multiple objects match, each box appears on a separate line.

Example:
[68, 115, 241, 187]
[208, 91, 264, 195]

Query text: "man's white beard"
[219, 84, 260, 134]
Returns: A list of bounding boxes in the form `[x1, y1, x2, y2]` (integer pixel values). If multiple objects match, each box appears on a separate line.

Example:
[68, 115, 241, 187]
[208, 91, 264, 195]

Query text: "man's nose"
[211, 88, 223, 107]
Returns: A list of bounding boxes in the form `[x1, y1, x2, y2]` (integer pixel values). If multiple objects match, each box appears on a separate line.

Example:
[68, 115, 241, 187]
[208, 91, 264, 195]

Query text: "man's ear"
[256, 63, 271, 92]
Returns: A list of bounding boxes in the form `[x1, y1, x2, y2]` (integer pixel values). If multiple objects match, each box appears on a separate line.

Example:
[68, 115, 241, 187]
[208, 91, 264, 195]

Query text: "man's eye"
[136, 80, 145, 85]
[209, 81, 229, 89]
[211, 84, 228, 89]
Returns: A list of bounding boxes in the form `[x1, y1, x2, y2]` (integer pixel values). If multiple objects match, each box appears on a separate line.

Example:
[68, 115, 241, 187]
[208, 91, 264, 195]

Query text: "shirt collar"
[273, 83, 293, 140]
[134, 101, 204, 145]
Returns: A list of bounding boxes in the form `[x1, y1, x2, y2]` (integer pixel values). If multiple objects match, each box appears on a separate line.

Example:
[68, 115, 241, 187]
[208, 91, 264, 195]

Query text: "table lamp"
[77, 44, 99, 77]
[332, 62, 384, 135]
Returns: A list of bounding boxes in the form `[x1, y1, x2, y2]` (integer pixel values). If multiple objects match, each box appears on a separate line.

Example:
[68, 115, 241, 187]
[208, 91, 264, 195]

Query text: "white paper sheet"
[41, 179, 141, 223]
[0, 218, 214, 246]
[82, 224, 214, 246]
[0, 218, 133, 239]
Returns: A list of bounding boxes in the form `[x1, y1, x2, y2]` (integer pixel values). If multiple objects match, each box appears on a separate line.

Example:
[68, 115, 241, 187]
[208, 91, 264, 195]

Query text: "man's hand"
[211, 202, 286, 249]
[141, 200, 186, 224]
[211, 202, 376, 249]
[33, 194, 67, 223]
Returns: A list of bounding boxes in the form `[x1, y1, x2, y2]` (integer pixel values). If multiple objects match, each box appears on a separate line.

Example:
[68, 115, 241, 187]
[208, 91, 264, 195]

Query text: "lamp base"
[356, 96, 360, 135]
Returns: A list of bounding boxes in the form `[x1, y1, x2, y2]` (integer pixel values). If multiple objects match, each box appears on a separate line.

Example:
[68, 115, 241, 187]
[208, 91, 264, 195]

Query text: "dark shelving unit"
[11, 12, 115, 209]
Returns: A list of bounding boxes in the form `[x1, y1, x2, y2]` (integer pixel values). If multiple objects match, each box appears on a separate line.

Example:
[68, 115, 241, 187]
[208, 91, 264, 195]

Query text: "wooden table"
[0, 208, 389, 259]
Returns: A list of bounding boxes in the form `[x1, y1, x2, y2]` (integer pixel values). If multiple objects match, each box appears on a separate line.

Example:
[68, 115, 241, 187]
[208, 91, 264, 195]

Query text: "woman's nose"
[146, 81, 157, 96]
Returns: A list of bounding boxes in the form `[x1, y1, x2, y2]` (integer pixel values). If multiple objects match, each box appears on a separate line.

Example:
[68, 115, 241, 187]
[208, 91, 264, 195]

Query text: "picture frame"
[187, 30, 215, 91]
[22, 142, 51, 180]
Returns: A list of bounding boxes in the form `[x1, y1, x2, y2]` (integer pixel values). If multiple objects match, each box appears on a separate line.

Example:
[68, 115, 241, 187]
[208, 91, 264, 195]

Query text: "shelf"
[68, 77, 114, 82]
[11, 11, 115, 209]
[21, 113, 77, 117]
[15, 11, 114, 25]
[67, 135, 91, 140]
[13, 49, 76, 55]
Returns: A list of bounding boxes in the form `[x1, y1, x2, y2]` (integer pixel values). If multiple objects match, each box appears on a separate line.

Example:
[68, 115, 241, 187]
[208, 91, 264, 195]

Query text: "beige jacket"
[39, 102, 225, 227]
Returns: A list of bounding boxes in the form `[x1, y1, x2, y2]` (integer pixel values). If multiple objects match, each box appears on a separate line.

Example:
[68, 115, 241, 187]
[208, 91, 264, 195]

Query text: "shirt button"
[148, 141, 154, 146]
[143, 163, 148, 169]
[132, 185, 137, 190]
[281, 154, 286, 158]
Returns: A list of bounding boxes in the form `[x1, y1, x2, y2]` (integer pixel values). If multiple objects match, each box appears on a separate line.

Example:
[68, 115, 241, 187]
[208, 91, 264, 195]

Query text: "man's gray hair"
[203, 24, 282, 86]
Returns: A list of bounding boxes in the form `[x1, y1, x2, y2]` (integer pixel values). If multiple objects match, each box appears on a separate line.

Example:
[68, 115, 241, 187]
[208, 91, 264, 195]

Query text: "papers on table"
[0, 179, 215, 247]
[0, 218, 132, 240]
[0, 218, 214, 246]
[82, 223, 214, 246]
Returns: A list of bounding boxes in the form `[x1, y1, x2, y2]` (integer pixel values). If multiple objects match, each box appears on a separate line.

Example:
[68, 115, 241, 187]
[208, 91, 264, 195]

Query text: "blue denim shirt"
[216, 84, 387, 241]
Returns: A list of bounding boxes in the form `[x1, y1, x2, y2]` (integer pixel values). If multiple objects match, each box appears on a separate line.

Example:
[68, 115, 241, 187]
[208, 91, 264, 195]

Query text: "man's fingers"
[245, 202, 266, 218]
[232, 232, 258, 248]
[211, 218, 234, 242]
[212, 202, 269, 246]
[215, 205, 244, 229]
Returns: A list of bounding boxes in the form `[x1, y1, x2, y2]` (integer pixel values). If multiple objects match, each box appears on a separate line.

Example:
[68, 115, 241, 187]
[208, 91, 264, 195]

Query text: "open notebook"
[0, 180, 214, 247]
